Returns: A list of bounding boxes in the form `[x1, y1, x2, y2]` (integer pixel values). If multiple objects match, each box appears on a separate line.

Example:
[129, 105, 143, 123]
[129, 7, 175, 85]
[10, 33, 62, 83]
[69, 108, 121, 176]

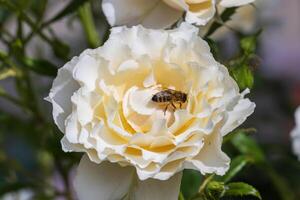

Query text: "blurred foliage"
[0, 1, 299, 200]
[0, 0, 97, 199]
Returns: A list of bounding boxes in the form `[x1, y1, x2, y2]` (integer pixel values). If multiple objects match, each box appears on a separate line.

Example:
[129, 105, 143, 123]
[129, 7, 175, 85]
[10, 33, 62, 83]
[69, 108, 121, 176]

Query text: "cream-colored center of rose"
[187, 0, 212, 12]
[122, 85, 189, 134]
[163, 0, 212, 12]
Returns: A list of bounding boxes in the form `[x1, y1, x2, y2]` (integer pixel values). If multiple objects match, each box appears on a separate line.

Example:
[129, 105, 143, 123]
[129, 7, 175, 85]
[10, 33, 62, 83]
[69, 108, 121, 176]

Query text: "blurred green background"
[0, 0, 300, 199]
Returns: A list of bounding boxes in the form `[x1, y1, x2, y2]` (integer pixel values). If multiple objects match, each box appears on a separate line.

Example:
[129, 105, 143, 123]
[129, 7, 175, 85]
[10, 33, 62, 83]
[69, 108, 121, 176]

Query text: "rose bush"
[47, 23, 255, 199]
[102, 0, 255, 28]
[291, 107, 300, 160]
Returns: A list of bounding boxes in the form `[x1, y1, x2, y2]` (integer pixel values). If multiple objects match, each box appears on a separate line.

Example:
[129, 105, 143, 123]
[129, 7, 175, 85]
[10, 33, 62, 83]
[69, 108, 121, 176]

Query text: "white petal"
[133, 172, 182, 200]
[170, 22, 199, 42]
[221, 97, 256, 136]
[47, 57, 79, 132]
[102, 0, 159, 26]
[185, 1, 216, 26]
[292, 107, 300, 137]
[163, 0, 188, 10]
[141, 1, 183, 29]
[71, 89, 94, 126]
[169, 110, 193, 134]
[117, 60, 139, 73]
[189, 130, 230, 175]
[65, 113, 80, 144]
[291, 107, 300, 160]
[129, 87, 157, 116]
[61, 136, 84, 152]
[74, 155, 135, 200]
[73, 54, 99, 91]
[219, 0, 255, 8]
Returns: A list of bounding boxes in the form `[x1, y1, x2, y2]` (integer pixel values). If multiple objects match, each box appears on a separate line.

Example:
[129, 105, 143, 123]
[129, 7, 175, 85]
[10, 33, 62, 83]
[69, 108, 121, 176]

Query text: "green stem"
[78, 2, 100, 48]
[178, 192, 185, 200]
[0, 0, 53, 46]
[198, 174, 214, 194]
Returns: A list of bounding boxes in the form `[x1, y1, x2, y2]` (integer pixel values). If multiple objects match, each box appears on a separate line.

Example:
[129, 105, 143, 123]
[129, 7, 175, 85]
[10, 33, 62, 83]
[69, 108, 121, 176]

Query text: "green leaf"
[180, 169, 202, 199]
[22, 57, 57, 77]
[205, 7, 237, 37]
[52, 39, 70, 60]
[229, 61, 254, 90]
[240, 30, 262, 55]
[227, 31, 261, 91]
[45, 0, 89, 25]
[205, 181, 225, 200]
[217, 155, 253, 183]
[223, 128, 256, 143]
[224, 182, 262, 199]
[231, 133, 265, 163]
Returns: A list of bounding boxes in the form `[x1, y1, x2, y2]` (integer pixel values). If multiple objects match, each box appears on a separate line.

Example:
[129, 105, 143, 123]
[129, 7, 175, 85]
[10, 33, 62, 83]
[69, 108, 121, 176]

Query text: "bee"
[151, 89, 187, 114]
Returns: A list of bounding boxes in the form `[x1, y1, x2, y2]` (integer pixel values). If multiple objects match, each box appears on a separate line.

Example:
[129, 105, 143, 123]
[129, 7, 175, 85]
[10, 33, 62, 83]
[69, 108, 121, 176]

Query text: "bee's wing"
[164, 89, 177, 95]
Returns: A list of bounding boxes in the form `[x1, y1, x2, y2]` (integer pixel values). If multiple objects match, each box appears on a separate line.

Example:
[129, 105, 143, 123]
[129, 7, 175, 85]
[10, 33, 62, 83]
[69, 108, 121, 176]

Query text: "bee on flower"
[47, 23, 255, 200]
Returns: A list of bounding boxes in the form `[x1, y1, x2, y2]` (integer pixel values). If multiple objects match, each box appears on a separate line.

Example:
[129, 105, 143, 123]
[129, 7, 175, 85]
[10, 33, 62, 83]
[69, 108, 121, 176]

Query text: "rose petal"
[73, 54, 99, 91]
[141, 1, 183, 29]
[169, 110, 193, 134]
[163, 0, 188, 10]
[47, 57, 80, 132]
[129, 87, 157, 116]
[189, 130, 230, 175]
[133, 172, 182, 199]
[102, 0, 159, 26]
[219, 0, 255, 7]
[71, 89, 94, 126]
[185, 1, 216, 26]
[61, 136, 84, 152]
[65, 113, 80, 144]
[74, 155, 135, 200]
[291, 107, 300, 160]
[221, 95, 256, 136]
[75, 155, 182, 200]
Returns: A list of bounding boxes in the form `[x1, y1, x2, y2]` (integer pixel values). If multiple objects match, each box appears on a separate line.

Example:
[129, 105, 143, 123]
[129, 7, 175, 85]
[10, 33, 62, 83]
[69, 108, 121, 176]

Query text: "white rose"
[102, 0, 255, 29]
[47, 23, 255, 200]
[291, 107, 300, 160]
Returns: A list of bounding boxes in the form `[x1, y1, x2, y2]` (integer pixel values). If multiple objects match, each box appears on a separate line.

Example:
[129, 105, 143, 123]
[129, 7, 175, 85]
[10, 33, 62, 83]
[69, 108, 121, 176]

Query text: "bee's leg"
[171, 102, 176, 112]
[164, 104, 169, 115]
[179, 102, 182, 109]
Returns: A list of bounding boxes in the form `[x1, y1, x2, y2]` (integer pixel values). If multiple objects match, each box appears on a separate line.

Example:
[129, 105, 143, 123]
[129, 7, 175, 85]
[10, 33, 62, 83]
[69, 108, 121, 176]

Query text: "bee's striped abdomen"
[160, 95, 172, 102]
[152, 92, 172, 102]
